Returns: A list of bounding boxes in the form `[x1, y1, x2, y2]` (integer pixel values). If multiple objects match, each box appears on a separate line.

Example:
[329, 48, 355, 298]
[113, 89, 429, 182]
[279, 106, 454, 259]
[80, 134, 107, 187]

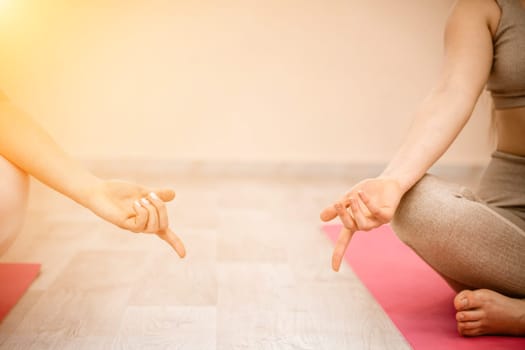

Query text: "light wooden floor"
[0, 165, 482, 349]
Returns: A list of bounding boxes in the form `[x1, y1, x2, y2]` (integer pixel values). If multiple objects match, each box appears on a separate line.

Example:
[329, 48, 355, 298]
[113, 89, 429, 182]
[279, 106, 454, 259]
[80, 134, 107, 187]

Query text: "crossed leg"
[391, 175, 525, 336]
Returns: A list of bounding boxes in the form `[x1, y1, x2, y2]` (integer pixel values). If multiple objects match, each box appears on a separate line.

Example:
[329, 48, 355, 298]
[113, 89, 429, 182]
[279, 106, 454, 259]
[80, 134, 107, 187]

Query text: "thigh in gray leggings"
[392, 172, 525, 297]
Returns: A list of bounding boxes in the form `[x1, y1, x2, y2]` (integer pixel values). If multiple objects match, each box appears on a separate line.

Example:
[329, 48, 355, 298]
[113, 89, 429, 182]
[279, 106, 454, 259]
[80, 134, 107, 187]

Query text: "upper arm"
[436, 0, 498, 106]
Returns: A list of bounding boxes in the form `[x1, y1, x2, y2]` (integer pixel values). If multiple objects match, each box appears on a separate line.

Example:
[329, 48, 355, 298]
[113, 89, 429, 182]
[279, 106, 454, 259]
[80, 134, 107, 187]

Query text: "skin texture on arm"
[320, 0, 499, 271]
[0, 92, 101, 205]
[0, 91, 186, 257]
[380, 0, 497, 192]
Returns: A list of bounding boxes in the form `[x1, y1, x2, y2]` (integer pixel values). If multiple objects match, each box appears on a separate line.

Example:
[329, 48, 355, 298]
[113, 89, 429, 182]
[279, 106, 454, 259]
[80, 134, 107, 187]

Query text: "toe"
[455, 289, 488, 311]
[457, 320, 483, 336]
[456, 309, 484, 322]
[454, 290, 473, 311]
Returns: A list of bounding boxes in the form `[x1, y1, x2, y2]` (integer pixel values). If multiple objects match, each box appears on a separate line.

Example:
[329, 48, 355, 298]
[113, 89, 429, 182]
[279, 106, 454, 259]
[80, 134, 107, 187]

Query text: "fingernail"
[141, 198, 150, 205]
[150, 192, 160, 200]
[134, 200, 141, 208]
[458, 312, 464, 320]
[461, 298, 468, 307]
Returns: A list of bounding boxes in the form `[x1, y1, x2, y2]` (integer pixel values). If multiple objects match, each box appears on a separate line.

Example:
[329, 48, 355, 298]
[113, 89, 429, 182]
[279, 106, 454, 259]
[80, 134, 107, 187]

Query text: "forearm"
[0, 100, 101, 207]
[380, 88, 476, 193]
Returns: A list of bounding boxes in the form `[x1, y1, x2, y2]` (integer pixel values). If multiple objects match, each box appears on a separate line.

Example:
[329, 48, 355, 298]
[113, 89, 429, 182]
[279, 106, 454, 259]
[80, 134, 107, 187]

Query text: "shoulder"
[447, 0, 501, 36]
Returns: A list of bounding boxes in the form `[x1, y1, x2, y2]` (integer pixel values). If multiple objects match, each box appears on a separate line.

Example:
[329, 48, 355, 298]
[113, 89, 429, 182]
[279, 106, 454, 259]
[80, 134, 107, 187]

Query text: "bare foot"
[454, 289, 525, 336]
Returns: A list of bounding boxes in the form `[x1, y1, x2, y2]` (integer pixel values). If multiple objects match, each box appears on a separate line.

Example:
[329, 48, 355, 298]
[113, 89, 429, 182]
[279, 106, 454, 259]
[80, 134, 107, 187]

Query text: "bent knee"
[391, 174, 472, 246]
[0, 156, 29, 213]
[0, 157, 29, 255]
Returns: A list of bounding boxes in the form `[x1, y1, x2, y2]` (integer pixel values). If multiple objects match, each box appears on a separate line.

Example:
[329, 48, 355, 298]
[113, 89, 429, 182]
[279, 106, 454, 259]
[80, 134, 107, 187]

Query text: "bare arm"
[320, 0, 499, 271]
[381, 0, 496, 192]
[0, 91, 186, 257]
[0, 93, 100, 205]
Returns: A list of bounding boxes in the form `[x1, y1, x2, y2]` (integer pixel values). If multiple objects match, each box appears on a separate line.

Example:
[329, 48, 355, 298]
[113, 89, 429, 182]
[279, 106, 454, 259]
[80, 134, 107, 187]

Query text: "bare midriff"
[495, 106, 525, 156]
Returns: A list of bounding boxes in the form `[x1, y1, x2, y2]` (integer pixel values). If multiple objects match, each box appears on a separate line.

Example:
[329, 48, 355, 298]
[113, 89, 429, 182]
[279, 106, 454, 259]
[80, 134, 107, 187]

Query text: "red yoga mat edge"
[322, 224, 525, 350]
[0, 262, 41, 323]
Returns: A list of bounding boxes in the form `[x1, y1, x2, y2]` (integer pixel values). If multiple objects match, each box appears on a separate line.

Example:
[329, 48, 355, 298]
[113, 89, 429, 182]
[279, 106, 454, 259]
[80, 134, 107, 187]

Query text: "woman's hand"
[320, 177, 403, 271]
[85, 179, 186, 258]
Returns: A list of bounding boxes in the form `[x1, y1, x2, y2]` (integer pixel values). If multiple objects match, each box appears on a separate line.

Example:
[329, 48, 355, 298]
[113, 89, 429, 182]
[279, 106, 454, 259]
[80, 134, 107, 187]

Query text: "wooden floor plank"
[0, 168, 414, 349]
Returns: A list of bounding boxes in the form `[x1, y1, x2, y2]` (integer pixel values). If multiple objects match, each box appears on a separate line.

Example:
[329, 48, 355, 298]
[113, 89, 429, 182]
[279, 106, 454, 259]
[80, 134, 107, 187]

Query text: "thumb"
[320, 206, 338, 222]
[153, 188, 176, 202]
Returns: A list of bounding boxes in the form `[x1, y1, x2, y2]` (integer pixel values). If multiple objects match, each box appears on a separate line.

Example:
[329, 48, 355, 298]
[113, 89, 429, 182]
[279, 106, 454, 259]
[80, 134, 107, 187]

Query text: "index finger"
[331, 226, 354, 271]
[157, 228, 186, 258]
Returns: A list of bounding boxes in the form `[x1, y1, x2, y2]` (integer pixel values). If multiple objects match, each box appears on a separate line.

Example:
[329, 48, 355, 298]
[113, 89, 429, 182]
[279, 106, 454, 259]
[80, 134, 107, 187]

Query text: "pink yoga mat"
[323, 224, 525, 350]
[0, 263, 40, 322]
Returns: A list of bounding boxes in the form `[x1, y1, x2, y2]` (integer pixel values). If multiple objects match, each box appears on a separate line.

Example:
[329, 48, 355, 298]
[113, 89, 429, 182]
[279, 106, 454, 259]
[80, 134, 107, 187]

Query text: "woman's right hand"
[320, 177, 404, 271]
[86, 179, 186, 258]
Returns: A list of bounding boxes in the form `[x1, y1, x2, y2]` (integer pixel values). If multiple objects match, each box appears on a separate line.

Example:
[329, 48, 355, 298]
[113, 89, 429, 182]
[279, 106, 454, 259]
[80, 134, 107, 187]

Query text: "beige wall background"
[0, 0, 493, 166]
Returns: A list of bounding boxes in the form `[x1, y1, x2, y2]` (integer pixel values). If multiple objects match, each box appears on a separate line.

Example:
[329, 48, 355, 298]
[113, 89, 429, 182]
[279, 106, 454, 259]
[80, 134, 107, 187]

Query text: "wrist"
[377, 171, 413, 194]
[70, 173, 103, 209]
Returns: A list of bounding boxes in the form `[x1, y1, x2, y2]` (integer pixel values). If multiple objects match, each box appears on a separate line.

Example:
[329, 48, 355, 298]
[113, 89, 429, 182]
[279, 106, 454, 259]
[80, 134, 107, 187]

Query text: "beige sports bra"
[487, 0, 525, 109]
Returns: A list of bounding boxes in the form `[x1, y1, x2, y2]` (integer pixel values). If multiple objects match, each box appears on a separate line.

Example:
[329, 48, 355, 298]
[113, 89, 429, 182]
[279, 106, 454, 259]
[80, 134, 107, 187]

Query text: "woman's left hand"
[320, 177, 403, 271]
[85, 179, 186, 258]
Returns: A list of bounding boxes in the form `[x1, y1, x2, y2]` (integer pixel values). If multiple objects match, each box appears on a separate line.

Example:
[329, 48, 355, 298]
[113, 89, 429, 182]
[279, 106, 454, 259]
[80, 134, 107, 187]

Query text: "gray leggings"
[391, 151, 525, 297]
